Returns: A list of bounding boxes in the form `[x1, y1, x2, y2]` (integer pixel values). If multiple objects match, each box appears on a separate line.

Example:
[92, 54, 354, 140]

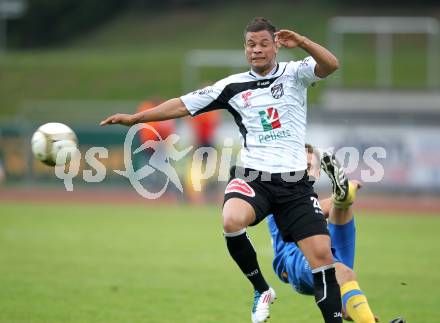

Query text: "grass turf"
[0, 202, 439, 322]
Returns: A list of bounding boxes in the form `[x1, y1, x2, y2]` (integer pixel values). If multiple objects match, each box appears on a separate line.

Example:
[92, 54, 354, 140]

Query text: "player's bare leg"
[318, 197, 332, 218]
[223, 198, 256, 233]
[297, 234, 333, 269]
[223, 198, 275, 323]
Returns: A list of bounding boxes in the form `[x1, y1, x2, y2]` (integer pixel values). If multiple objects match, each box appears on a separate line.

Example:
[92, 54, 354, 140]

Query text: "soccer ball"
[31, 122, 78, 166]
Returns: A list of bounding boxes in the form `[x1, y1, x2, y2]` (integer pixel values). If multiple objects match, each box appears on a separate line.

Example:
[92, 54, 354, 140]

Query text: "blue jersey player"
[268, 145, 384, 323]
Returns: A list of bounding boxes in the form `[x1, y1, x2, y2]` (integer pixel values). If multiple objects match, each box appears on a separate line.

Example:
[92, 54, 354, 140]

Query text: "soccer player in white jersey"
[101, 17, 341, 323]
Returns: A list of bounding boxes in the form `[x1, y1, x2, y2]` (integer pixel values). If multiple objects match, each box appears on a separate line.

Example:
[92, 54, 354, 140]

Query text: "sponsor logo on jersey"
[242, 91, 252, 108]
[300, 57, 311, 67]
[257, 80, 270, 87]
[258, 129, 292, 143]
[259, 107, 281, 131]
[225, 178, 255, 197]
[192, 87, 213, 96]
[271, 83, 284, 99]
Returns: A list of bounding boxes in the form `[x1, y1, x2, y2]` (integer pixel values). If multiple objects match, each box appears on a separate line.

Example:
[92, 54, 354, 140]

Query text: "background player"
[268, 146, 404, 322]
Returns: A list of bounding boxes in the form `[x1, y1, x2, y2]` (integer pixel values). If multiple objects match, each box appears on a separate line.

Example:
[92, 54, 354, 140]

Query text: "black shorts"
[224, 166, 329, 243]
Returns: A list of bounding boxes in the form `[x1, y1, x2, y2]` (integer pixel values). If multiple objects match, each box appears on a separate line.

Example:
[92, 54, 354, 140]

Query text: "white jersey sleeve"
[180, 78, 229, 116]
[295, 56, 323, 87]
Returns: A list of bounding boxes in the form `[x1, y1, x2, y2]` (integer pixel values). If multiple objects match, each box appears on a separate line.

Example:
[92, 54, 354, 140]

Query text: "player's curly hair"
[244, 17, 276, 40]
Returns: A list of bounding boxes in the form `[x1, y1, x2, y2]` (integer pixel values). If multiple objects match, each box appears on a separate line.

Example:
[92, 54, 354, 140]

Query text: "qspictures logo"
[53, 124, 387, 199]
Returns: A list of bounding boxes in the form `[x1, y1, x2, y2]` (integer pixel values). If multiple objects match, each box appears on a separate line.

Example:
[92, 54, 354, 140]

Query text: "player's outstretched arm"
[275, 29, 339, 78]
[100, 98, 190, 127]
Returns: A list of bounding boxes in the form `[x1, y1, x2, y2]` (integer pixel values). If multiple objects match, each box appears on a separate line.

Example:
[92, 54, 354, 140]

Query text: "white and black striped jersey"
[180, 56, 322, 173]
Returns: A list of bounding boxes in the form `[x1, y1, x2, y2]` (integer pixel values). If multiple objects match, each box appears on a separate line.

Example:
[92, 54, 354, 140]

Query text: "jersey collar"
[249, 63, 279, 79]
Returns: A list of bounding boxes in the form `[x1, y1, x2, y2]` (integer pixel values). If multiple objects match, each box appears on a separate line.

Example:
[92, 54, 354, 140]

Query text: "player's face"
[245, 30, 278, 76]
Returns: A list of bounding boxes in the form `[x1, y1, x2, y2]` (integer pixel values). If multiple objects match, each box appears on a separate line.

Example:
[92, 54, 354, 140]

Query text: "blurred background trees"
[6, 0, 440, 48]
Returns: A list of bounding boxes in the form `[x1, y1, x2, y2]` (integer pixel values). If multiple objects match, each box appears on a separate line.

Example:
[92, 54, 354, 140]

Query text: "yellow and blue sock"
[341, 281, 375, 323]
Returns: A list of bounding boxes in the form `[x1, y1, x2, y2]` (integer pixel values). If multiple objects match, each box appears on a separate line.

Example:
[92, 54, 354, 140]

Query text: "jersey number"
[310, 196, 323, 215]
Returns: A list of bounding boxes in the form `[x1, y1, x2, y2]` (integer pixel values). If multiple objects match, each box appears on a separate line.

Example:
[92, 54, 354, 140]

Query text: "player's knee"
[309, 239, 333, 266]
[307, 248, 334, 269]
[222, 199, 255, 233]
[222, 212, 248, 233]
[299, 235, 334, 268]
[310, 244, 334, 266]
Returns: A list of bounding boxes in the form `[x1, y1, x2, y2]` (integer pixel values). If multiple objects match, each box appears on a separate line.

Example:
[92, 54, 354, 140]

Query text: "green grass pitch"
[0, 202, 439, 322]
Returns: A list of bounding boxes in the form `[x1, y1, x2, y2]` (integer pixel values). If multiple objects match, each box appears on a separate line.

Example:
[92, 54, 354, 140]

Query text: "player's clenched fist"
[100, 113, 136, 126]
[275, 29, 307, 49]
